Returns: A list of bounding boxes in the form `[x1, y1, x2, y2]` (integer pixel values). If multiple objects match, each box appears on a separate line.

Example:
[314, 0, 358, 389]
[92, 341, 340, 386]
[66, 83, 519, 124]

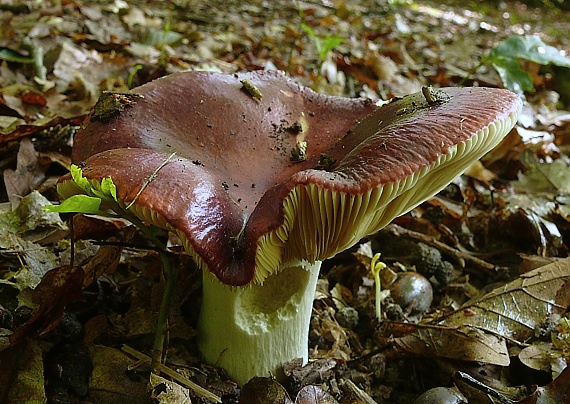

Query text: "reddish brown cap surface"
[60, 71, 521, 285]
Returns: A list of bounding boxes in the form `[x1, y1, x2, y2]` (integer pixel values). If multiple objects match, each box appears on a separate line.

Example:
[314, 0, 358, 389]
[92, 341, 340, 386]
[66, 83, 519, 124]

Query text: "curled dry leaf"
[3, 138, 44, 207]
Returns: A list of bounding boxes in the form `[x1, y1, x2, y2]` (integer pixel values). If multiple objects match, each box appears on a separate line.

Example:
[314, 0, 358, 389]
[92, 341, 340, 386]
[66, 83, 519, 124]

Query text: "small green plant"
[300, 23, 344, 63]
[469, 35, 570, 96]
[45, 164, 177, 375]
[127, 64, 143, 89]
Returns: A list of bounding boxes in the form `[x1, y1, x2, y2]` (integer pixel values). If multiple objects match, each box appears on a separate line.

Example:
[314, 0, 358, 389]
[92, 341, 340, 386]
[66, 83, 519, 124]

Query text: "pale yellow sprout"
[370, 253, 387, 320]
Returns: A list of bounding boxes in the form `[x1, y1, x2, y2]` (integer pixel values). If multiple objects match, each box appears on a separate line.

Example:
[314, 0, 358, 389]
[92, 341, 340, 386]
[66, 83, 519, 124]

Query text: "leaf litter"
[0, 0, 569, 402]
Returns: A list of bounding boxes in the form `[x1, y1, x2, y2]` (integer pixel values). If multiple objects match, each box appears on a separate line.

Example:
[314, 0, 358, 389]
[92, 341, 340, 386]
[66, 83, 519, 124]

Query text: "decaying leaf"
[9, 265, 85, 345]
[88, 344, 148, 403]
[3, 340, 46, 403]
[81, 244, 122, 288]
[394, 324, 510, 365]
[0, 192, 68, 308]
[440, 258, 570, 341]
[296, 385, 338, 404]
[514, 152, 570, 194]
[518, 342, 567, 377]
[3, 138, 44, 208]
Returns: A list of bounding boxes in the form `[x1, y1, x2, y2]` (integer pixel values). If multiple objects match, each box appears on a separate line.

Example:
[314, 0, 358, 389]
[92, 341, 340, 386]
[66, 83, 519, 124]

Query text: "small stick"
[339, 379, 378, 404]
[384, 223, 495, 272]
[122, 345, 222, 403]
[125, 152, 176, 210]
[455, 371, 513, 404]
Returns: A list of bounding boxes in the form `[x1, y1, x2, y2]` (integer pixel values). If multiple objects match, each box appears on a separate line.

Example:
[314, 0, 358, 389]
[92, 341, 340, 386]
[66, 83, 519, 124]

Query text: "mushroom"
[57, 71, 521, 385]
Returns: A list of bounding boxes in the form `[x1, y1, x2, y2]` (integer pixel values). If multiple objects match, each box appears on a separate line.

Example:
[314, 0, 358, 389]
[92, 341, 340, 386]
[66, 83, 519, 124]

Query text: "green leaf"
[492, 58, 534, 95]
[44, 194, 103, 215]
[484, 35, 570, 95]
[300, 23, 343, 62]
[0, 47, 33, 63]
[300, 23, 316, 40]
[70, 164, 93, 194]
[318, 36, 344, 61]
[69, 164, 117, 202]
[100, 176, 118, 202]
[489, 35, 570, 68]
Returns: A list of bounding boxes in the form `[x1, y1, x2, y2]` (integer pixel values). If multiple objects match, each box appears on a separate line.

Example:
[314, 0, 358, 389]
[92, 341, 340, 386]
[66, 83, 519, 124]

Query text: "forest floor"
[1, 0, 570, 403]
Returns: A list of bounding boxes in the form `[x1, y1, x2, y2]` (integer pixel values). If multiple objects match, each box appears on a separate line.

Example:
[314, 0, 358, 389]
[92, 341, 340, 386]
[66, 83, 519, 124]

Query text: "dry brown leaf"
[518, 342, 567, 376]
[439, 257, 570, 342]
[88, 345, 148, 403]
[394, 324, 510, 365]
[9, 265, 85, 345]
[3, 138, 44, 207]
[149, 373, 192, 404]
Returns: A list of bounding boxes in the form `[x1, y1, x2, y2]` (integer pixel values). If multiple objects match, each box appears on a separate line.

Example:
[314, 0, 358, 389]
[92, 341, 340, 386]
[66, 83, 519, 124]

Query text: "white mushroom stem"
[197, 260, 321, 386]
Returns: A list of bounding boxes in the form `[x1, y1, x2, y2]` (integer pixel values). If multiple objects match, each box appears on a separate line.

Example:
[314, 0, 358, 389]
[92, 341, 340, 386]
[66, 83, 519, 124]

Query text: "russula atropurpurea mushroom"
[57, 70, 521, 385]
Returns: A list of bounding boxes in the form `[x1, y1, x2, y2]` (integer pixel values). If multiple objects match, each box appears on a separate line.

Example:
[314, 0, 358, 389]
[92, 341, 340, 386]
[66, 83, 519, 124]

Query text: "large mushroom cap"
[59, 71, 521, 286]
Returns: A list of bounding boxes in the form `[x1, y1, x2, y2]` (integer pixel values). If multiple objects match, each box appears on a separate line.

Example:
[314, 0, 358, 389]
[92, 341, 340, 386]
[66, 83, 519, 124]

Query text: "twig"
[339, 379, 378, 404]
[455, 371, 513, 404]
[122, 345, 222, 403]
[384, 223, 495, 272]
[125, 152, 176, 210]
